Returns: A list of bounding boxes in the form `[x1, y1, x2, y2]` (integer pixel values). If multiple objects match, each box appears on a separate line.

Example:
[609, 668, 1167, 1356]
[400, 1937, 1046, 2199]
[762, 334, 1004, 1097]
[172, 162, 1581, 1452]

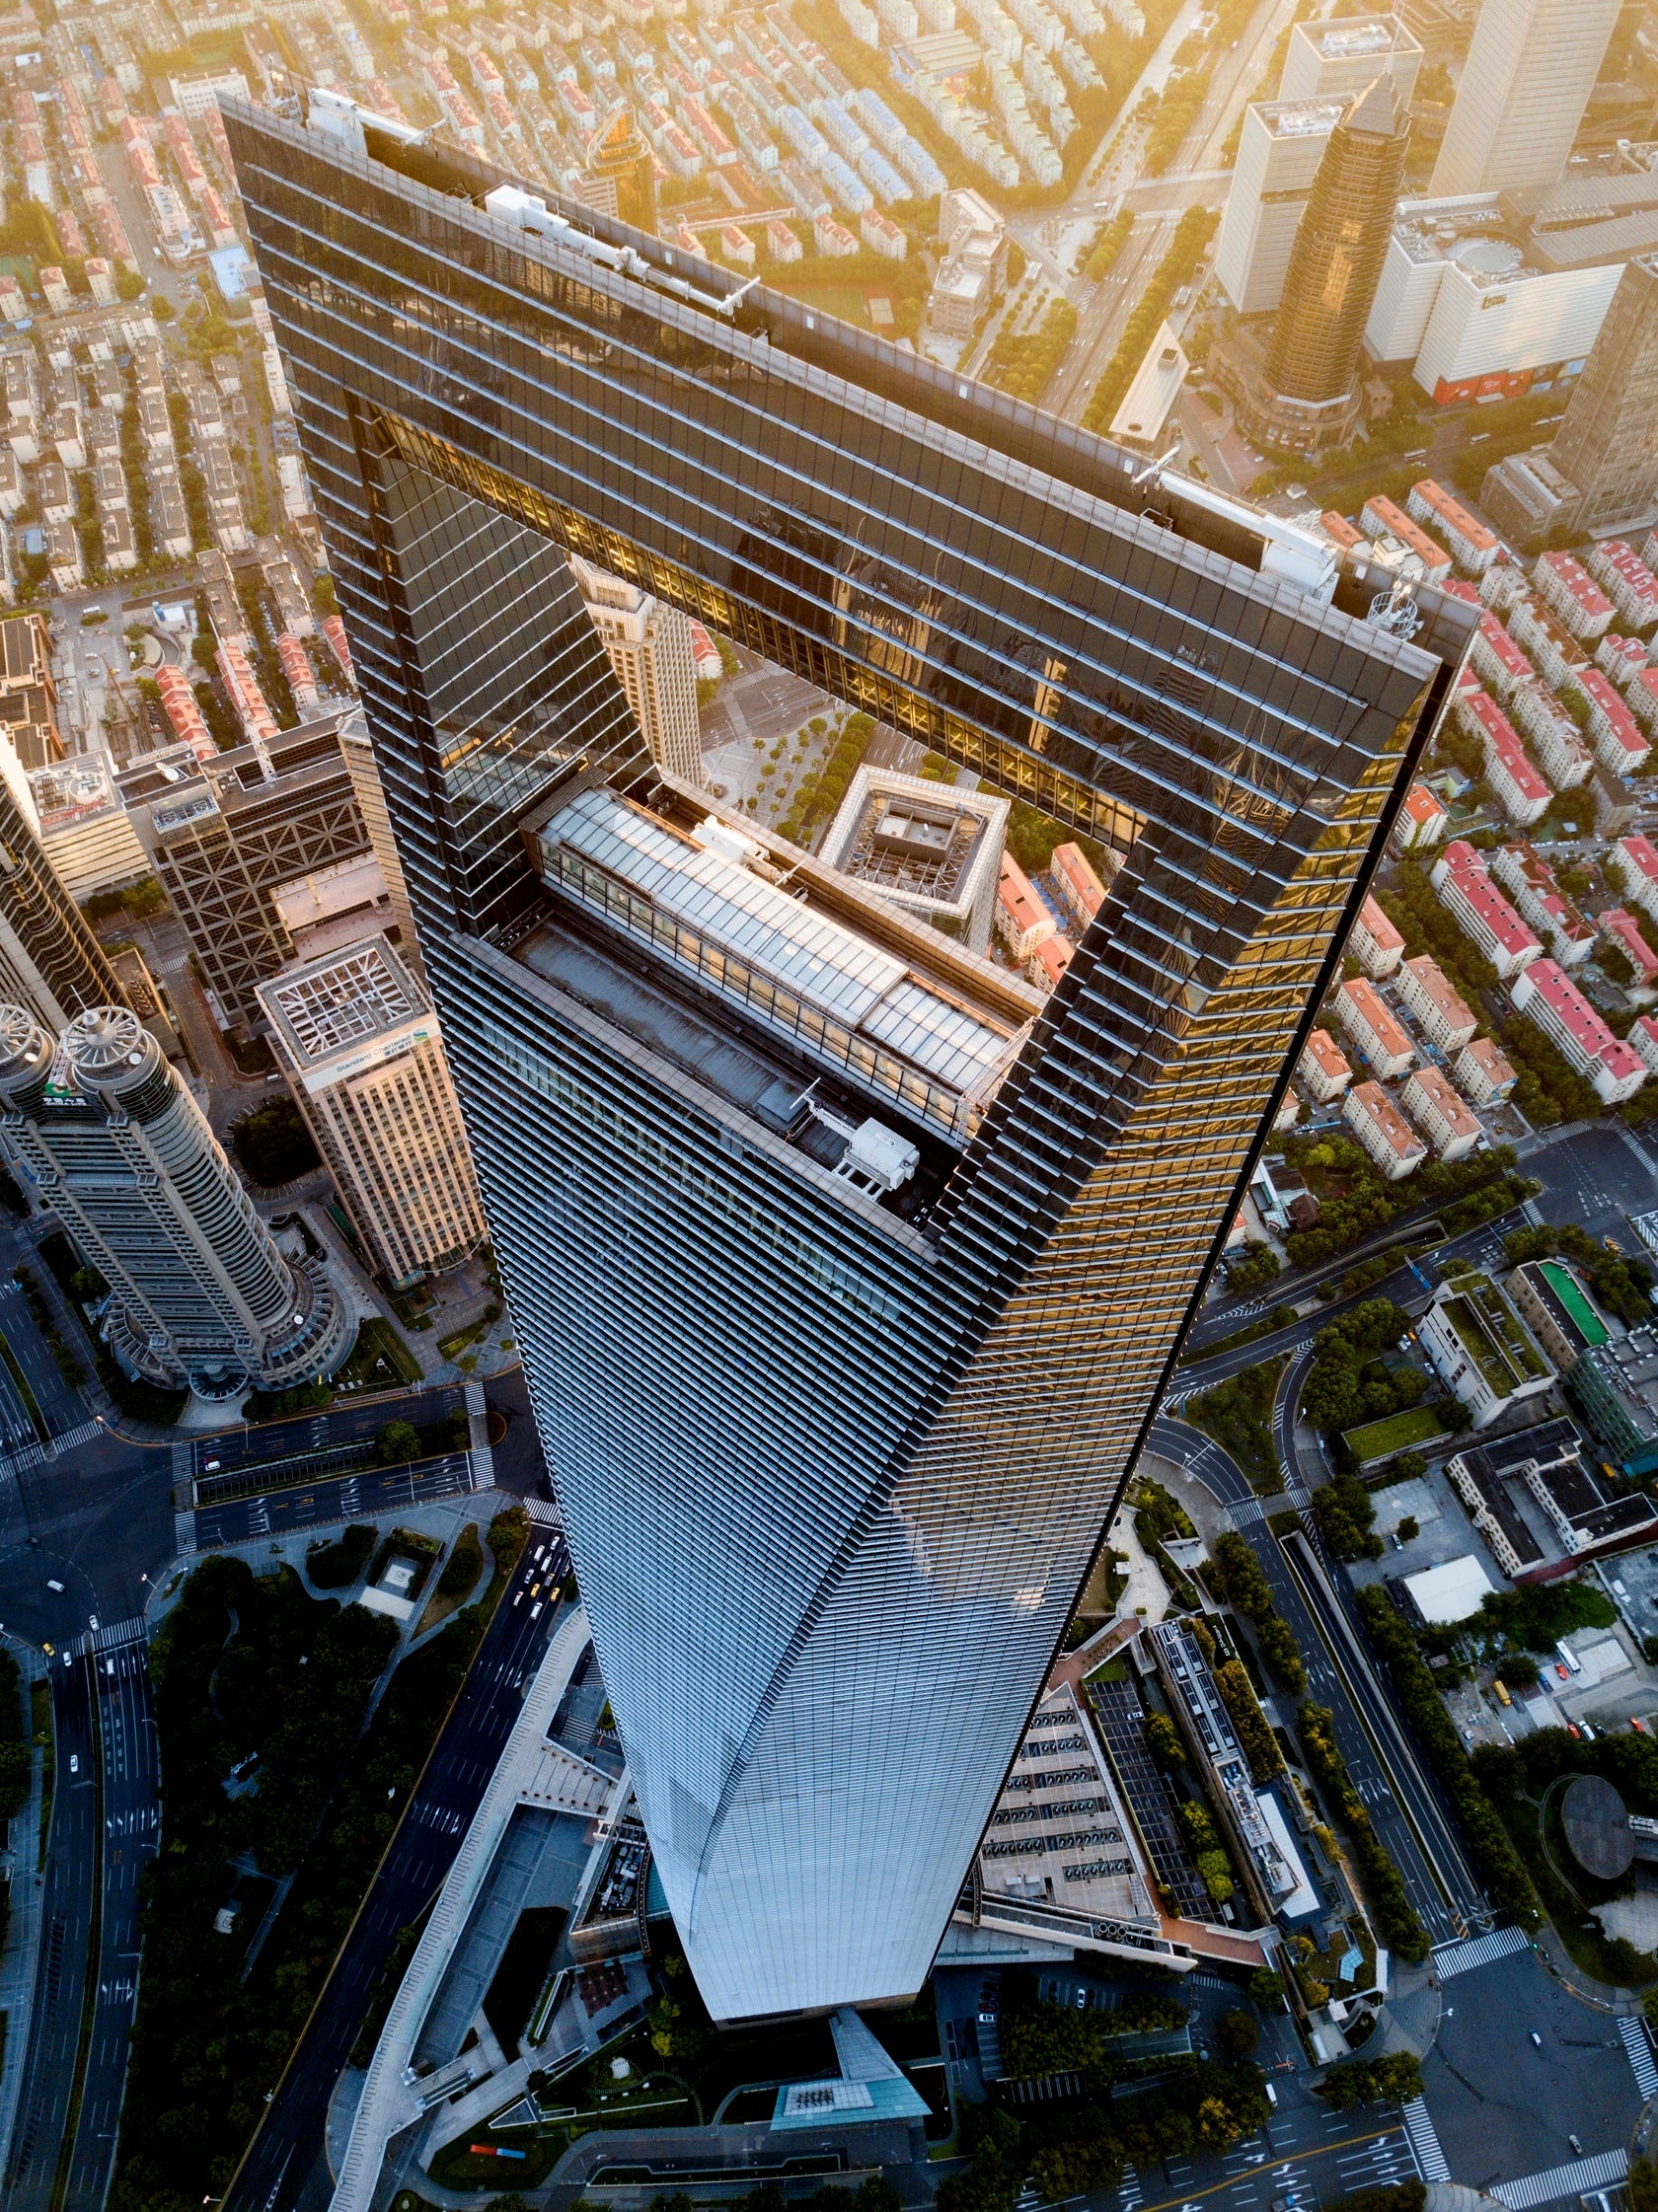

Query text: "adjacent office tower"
[1431, 0, 1620, 198]
[257, 933, 485, 1286]
[1257, 76, 1410, 447]
[1216, 100, 1346, 318]
[1278, 13, 1422, 104]
[0, 761, 129, 1027]
[569, 553, 705, 786]
[226, 88, 1473, 2022]
[0, 1002, 350, 1397]
[1546, 255, 1658, 534]
[339, 708, 424, 980]
[580, 104, 657, 235]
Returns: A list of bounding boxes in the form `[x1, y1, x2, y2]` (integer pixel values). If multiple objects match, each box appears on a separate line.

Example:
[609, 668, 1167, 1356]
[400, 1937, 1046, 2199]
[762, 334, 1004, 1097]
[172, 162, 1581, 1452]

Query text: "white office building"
[1431, 0, 1621, 198]
[1215, 100, 1344, 317]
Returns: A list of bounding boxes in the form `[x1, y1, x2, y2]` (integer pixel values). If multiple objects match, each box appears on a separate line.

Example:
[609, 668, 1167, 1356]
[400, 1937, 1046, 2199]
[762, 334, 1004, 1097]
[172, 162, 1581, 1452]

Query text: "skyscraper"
[0, 1002, 350, 1397]
[1431, 0, 1620, 198]
[1545, 254, 1658, 533]
[0, 758, 129, 1027]
[226, 88, 1474, 2022]
[339, 707, 425, 980]
[1277, 14, 1422, 105]
[1215, 100, 1345, 318]
[1259, 76, 1410, 441]
[257, 933, 485, 1286]
[569, 553, 705, 786]
[580, 104, 657, 236]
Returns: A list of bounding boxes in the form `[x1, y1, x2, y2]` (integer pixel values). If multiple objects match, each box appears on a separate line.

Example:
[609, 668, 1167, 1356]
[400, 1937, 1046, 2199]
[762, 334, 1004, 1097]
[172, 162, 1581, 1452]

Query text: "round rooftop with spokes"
[0, 1002, 46, 1070]
[1562, 1772, 1633, 1880]
[62, 1004, 148, 1079]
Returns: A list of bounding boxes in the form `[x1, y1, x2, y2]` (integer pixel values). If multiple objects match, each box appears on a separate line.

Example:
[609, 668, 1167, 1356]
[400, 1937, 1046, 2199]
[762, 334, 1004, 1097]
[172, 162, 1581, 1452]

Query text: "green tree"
[376, 1419, 420, 1466]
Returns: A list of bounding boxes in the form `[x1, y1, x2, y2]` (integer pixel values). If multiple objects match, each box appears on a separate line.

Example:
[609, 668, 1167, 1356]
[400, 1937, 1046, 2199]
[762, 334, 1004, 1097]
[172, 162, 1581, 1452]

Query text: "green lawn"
[337, 1315, 421, 1390]
[1343, 1403, 1453, 1466]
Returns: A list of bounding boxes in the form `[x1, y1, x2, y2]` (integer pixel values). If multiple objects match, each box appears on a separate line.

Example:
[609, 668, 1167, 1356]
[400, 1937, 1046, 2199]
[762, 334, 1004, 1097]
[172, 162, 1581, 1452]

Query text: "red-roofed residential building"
[1360, 494, 1452, 582]
[1509, 682, 1593, 789]
[1585, 541, 1658, 636]
[1510, 957, 1647, 1103]
[1453, 685, 1550, 824]
[1390, 779, 1450, 854]
[1454, 1035, 1516, 1105]
[1297, 1027, 1352, 1104]
[1408, 479, 1499, 575]
[1320, 510, 1365, 553]
[1489, 843, 1596, 966]
[1533, 551, 1615, 642]
[687, 620, 722, 681]
[1335, 977, 1414, 1078]
[1600, 907, 1658, 987]
[1615, 834, 1658, 922]
[1344, 1080, 1427, 1179]
[1630, 667, 1658, 741]
[1571, 666, 1651, 775]
[1027, 932, 1074, 991]
[1395, 954, 1478, 1052]
[1597, 632, 1650, 688]
[1349, 893, 1404, 979]
[1402, 1066, 1481, 1160]
[1508, 593, 1590, 691]
[1470, 612, 1534, 704]
[996, 855, 1055, 962]
[1431, 842, 1544, 978]
[1049, 842, 1109, 933]
[1629, 1014, 1658, 1077]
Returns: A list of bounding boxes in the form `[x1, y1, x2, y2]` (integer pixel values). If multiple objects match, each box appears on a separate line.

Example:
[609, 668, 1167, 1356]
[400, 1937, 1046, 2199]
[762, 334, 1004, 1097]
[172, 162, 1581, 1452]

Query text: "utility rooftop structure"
[227, 85, 1475, 2028]
[817, 765, 1010, 954]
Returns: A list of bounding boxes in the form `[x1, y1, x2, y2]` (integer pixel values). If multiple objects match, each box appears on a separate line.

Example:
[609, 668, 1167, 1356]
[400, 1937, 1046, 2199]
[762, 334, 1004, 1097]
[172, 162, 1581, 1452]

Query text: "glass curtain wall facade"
[225, 93, 1474, 2024]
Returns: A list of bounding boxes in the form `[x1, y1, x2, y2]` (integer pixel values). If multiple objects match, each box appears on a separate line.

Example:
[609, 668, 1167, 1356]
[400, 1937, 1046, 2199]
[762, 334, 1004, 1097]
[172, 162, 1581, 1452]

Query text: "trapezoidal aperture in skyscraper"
[225, 87, 1473, 2023]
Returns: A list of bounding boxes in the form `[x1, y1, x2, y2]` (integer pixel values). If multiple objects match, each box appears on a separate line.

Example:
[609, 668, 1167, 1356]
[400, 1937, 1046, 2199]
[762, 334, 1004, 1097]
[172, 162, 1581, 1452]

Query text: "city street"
[3, 1654, 99, 2212]
[221, 1534, 570, 2212]
[61, 1639, 159, 2212]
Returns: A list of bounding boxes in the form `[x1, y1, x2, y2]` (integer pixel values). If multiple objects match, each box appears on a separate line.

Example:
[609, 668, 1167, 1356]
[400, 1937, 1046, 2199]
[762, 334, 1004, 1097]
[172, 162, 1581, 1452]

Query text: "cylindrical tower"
[0, 1003, 352, 1398]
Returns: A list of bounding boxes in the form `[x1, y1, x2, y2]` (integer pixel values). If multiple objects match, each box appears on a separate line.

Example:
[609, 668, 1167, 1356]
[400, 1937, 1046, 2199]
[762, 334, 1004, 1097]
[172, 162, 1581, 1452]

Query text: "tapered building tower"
[1252, 75, 1409, 450]
[225, 87, 1474, 2026]
[0, 1002, 350, 1397]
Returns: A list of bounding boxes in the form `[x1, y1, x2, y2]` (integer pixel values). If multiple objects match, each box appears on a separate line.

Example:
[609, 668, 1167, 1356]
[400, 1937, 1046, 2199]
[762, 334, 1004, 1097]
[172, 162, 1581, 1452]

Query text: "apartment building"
[1297, 1026, 1353, 1104]
[1509, 683, 1593, 791]
[1601, 907, 1658, 986]
[1628, 1013, 1658, 1075]
[1454, 1034, 1517, 1106]
[1510, 956, 1648, 1103]
[1389, 779, 1449, 852]
[1349, 891, 1404, 978]
[1394, 952, 1477, 1051]
[1344, 1078, 1427, 1178]
[1489, 843, 1595, 965]
[1585, 541, 1658, 635]
[1407, 479, 1498, 575]
[1335, 976, 1414, 1077]
[1572, 667, 1651, 776]
[1533, 551, 1615, 643]
[1615, 833, 1658, 922]
[1470, 612, 1535, 704]
[1402, 1065, 1481, 1159]
[995, 854, 1055, 961]
[1431, 842, 1544, 978]
[1453, 686, 1549, 824]
[1508, 593, 1589, 692]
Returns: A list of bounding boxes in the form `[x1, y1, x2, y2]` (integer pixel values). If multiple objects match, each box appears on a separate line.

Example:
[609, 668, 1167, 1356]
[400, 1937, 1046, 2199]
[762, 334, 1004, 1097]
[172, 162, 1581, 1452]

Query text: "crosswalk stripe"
[1492, 2151, 1628, 2210]
[1620, 2016, 1658, 2100]
[1402, 2100, 1450, 2183]
[1431, 1924, 1532, 1978]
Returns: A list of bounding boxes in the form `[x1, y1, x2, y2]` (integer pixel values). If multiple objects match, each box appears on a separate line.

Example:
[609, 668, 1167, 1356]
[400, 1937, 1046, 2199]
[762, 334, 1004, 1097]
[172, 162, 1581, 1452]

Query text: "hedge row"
[1210, 1531, 1307, 1695]
[1213, 1658, 1283, 1784]
[1355, 1586, 1540, 1922]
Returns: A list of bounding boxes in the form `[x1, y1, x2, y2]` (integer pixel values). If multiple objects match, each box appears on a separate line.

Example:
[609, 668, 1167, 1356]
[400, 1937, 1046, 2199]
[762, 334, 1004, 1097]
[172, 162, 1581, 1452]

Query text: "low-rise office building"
[1418, 1270, 1554, 1429]
[1507, 1258, 1609, 1373]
